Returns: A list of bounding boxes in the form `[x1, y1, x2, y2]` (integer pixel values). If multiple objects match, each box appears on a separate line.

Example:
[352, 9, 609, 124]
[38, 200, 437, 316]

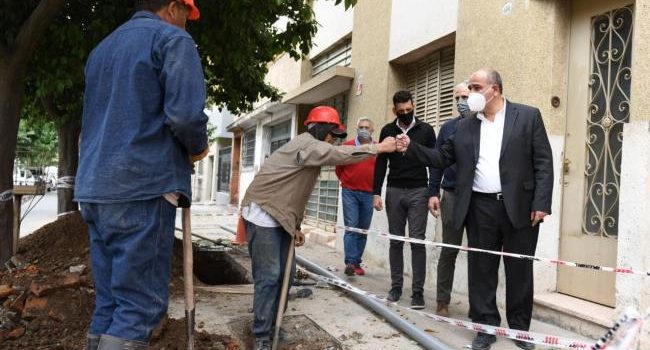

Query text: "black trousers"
[466, 193, 539, 330]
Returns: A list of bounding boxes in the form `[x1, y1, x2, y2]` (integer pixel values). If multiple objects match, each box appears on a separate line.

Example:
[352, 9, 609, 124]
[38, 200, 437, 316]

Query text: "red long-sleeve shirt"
[335, 138, 376, 193]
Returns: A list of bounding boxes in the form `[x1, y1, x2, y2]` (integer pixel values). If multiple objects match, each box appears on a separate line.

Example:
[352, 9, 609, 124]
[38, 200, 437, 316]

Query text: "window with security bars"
[311, 38, 352, 77]
[269, 121, 291, 154]
[405, 46, 455, 129]
[242, 128, 256, 168]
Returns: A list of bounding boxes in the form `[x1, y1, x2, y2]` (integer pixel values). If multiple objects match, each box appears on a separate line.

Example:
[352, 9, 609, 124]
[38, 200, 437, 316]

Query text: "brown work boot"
[436, 302, 449, 317]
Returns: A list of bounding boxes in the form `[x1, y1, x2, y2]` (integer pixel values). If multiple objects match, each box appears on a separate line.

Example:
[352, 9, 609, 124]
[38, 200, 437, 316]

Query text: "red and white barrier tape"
[592, 308, 645, 350]
[337, 225, 650, 277]
[306, 271, 593, 349]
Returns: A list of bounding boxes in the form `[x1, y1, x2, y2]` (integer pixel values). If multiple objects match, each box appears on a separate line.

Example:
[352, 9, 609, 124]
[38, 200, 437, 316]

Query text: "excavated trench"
[192, 245, 252, 285]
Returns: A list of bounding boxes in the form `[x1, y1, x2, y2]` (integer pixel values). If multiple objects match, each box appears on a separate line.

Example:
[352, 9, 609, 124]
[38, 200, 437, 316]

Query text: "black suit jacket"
[408, 101, 554, 229]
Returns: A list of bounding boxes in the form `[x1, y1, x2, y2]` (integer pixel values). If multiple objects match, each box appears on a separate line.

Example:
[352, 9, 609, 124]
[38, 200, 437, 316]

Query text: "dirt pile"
[0, 212, 237, 349]
[151, 317, 239, 350]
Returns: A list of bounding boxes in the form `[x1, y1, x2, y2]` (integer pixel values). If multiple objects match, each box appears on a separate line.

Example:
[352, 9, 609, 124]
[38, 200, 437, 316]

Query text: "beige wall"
[618, 0, 650, 345]
[455, 0, 569, 135]
[389, 0, 458, 60]
[264, 53, 302, 95]
[346, 0, 396, 131]
[631, 0, 650, 122]
[310, 0, 354, 58]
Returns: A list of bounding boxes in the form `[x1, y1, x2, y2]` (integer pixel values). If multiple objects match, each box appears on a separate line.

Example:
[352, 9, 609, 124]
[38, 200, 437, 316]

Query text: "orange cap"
[181, 0, 200, 20]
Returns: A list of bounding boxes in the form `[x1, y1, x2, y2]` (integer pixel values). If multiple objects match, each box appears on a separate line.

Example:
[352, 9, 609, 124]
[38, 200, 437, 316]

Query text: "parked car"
[13, 167, 36, 186]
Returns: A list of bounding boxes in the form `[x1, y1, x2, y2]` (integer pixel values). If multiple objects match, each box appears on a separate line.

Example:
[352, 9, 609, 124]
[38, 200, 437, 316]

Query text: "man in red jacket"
[335, 117, 376, 276]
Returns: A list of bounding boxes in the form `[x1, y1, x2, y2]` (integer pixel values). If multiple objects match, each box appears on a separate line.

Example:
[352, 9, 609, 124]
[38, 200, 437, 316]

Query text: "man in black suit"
[396, 69, 553, 350]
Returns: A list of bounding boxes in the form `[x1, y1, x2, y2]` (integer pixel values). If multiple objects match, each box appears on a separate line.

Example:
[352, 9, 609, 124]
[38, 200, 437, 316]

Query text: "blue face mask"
[457, 99, 471, 117]
[357, 129, 371, 140]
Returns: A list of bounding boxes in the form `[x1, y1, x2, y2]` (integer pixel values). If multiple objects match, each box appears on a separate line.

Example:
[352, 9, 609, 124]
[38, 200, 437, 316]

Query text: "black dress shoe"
[471, 333, 496, 350]
[513, 340, 535, 350]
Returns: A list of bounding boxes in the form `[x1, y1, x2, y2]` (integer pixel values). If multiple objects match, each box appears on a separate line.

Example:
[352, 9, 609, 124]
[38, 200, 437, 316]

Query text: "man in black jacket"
[396, 69, 553, 350]
[373, 90, 437, 310]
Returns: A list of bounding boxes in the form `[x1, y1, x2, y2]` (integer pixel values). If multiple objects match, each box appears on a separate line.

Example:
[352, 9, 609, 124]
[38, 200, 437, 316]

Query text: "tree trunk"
[0, 62, 26, 264]
[57, 121, 80, 214]
[0, 0, 66, 264]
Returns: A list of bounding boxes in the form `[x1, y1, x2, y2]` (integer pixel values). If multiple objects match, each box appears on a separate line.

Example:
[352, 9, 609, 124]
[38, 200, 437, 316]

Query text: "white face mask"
[467, 92, 487, 112]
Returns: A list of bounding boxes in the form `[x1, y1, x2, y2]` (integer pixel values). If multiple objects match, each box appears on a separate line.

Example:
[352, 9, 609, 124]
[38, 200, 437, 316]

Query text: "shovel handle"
[272, 236, 295, 350]
[182, 207, 195, 350]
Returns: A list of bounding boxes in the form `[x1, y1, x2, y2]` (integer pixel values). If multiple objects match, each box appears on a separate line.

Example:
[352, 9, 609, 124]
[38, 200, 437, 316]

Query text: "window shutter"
[438, 47, 456, 126]
[405, 46, 456, 129]
[312, 39, 353, 77]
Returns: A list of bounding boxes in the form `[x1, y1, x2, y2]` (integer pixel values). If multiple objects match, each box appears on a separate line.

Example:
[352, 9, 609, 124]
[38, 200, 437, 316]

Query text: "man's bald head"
[469, 68, 503, 94]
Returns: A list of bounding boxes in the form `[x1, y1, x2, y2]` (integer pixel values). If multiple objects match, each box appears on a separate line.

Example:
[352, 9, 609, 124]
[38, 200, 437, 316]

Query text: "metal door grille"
[582, 5, 633, 237]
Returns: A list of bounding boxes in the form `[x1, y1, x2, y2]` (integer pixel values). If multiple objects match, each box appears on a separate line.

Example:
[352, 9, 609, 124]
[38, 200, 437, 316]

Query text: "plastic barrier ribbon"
[591, 308, 645, 350]
[0, 189, 13, 202]
[57, 176, 75, 189]
[307, 272, 593, 349]
[337, 225, 650, 277]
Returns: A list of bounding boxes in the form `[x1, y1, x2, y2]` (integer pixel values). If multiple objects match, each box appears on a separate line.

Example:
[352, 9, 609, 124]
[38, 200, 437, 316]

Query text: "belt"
[441, 187, 455, 193]
[472, 191, 503, 201]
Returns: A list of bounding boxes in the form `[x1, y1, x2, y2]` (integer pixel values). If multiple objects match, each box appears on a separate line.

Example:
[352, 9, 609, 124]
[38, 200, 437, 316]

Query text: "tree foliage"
[16, 118, 58, 167]
[21, 0, 358, 124]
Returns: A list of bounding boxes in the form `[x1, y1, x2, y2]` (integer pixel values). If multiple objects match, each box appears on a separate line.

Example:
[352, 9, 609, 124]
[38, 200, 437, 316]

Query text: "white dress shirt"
[473, 98, 507, 193]
[396, 117, 416, 134]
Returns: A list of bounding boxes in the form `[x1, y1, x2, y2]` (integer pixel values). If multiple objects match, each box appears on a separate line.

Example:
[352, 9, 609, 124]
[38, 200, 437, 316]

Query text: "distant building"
[191, 107, 233, 204]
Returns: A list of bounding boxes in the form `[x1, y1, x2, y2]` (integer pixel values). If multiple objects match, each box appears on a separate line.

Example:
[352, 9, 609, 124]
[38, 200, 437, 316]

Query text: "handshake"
[375, 134, 411, 153]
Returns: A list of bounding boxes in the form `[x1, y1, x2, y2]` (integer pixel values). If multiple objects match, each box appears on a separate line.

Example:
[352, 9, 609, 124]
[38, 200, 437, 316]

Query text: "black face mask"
[396, 110, 414, 125]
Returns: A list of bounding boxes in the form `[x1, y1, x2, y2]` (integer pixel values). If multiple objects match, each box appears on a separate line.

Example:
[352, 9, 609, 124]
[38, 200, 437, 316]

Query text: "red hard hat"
[181, 0, 200, 20]
[304, 106, 347, 137]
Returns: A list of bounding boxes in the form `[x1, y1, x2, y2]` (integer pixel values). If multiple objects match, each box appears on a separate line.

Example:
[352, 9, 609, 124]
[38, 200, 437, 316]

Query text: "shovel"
[271, 236, 295, 350]
[181, 207, 195, 350]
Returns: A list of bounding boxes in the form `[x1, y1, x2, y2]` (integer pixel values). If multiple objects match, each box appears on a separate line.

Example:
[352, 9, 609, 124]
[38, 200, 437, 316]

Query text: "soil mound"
[0, 212, 235, 349]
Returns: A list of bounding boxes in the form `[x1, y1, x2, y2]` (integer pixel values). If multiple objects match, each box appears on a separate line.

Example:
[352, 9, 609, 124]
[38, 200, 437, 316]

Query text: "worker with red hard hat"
[240, 106, 396, 350]
[303, 105, 348, 135]
[179, 0, 200, 20]
[76, 0, 206, 349]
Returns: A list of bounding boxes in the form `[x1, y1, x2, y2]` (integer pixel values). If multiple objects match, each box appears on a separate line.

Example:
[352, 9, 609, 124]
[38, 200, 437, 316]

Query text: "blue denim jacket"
[76, 11, 208, 205]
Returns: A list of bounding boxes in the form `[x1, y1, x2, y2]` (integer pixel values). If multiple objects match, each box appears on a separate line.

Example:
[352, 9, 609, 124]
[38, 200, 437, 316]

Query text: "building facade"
[191, 107, 233, 204]
[226, 0, 650, 346]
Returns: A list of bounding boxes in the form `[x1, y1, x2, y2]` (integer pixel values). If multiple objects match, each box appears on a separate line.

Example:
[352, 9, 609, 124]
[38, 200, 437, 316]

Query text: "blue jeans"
[342, 188, 373, 265]
[80, 197, 176, 343]
[245, 221, 295, 339]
